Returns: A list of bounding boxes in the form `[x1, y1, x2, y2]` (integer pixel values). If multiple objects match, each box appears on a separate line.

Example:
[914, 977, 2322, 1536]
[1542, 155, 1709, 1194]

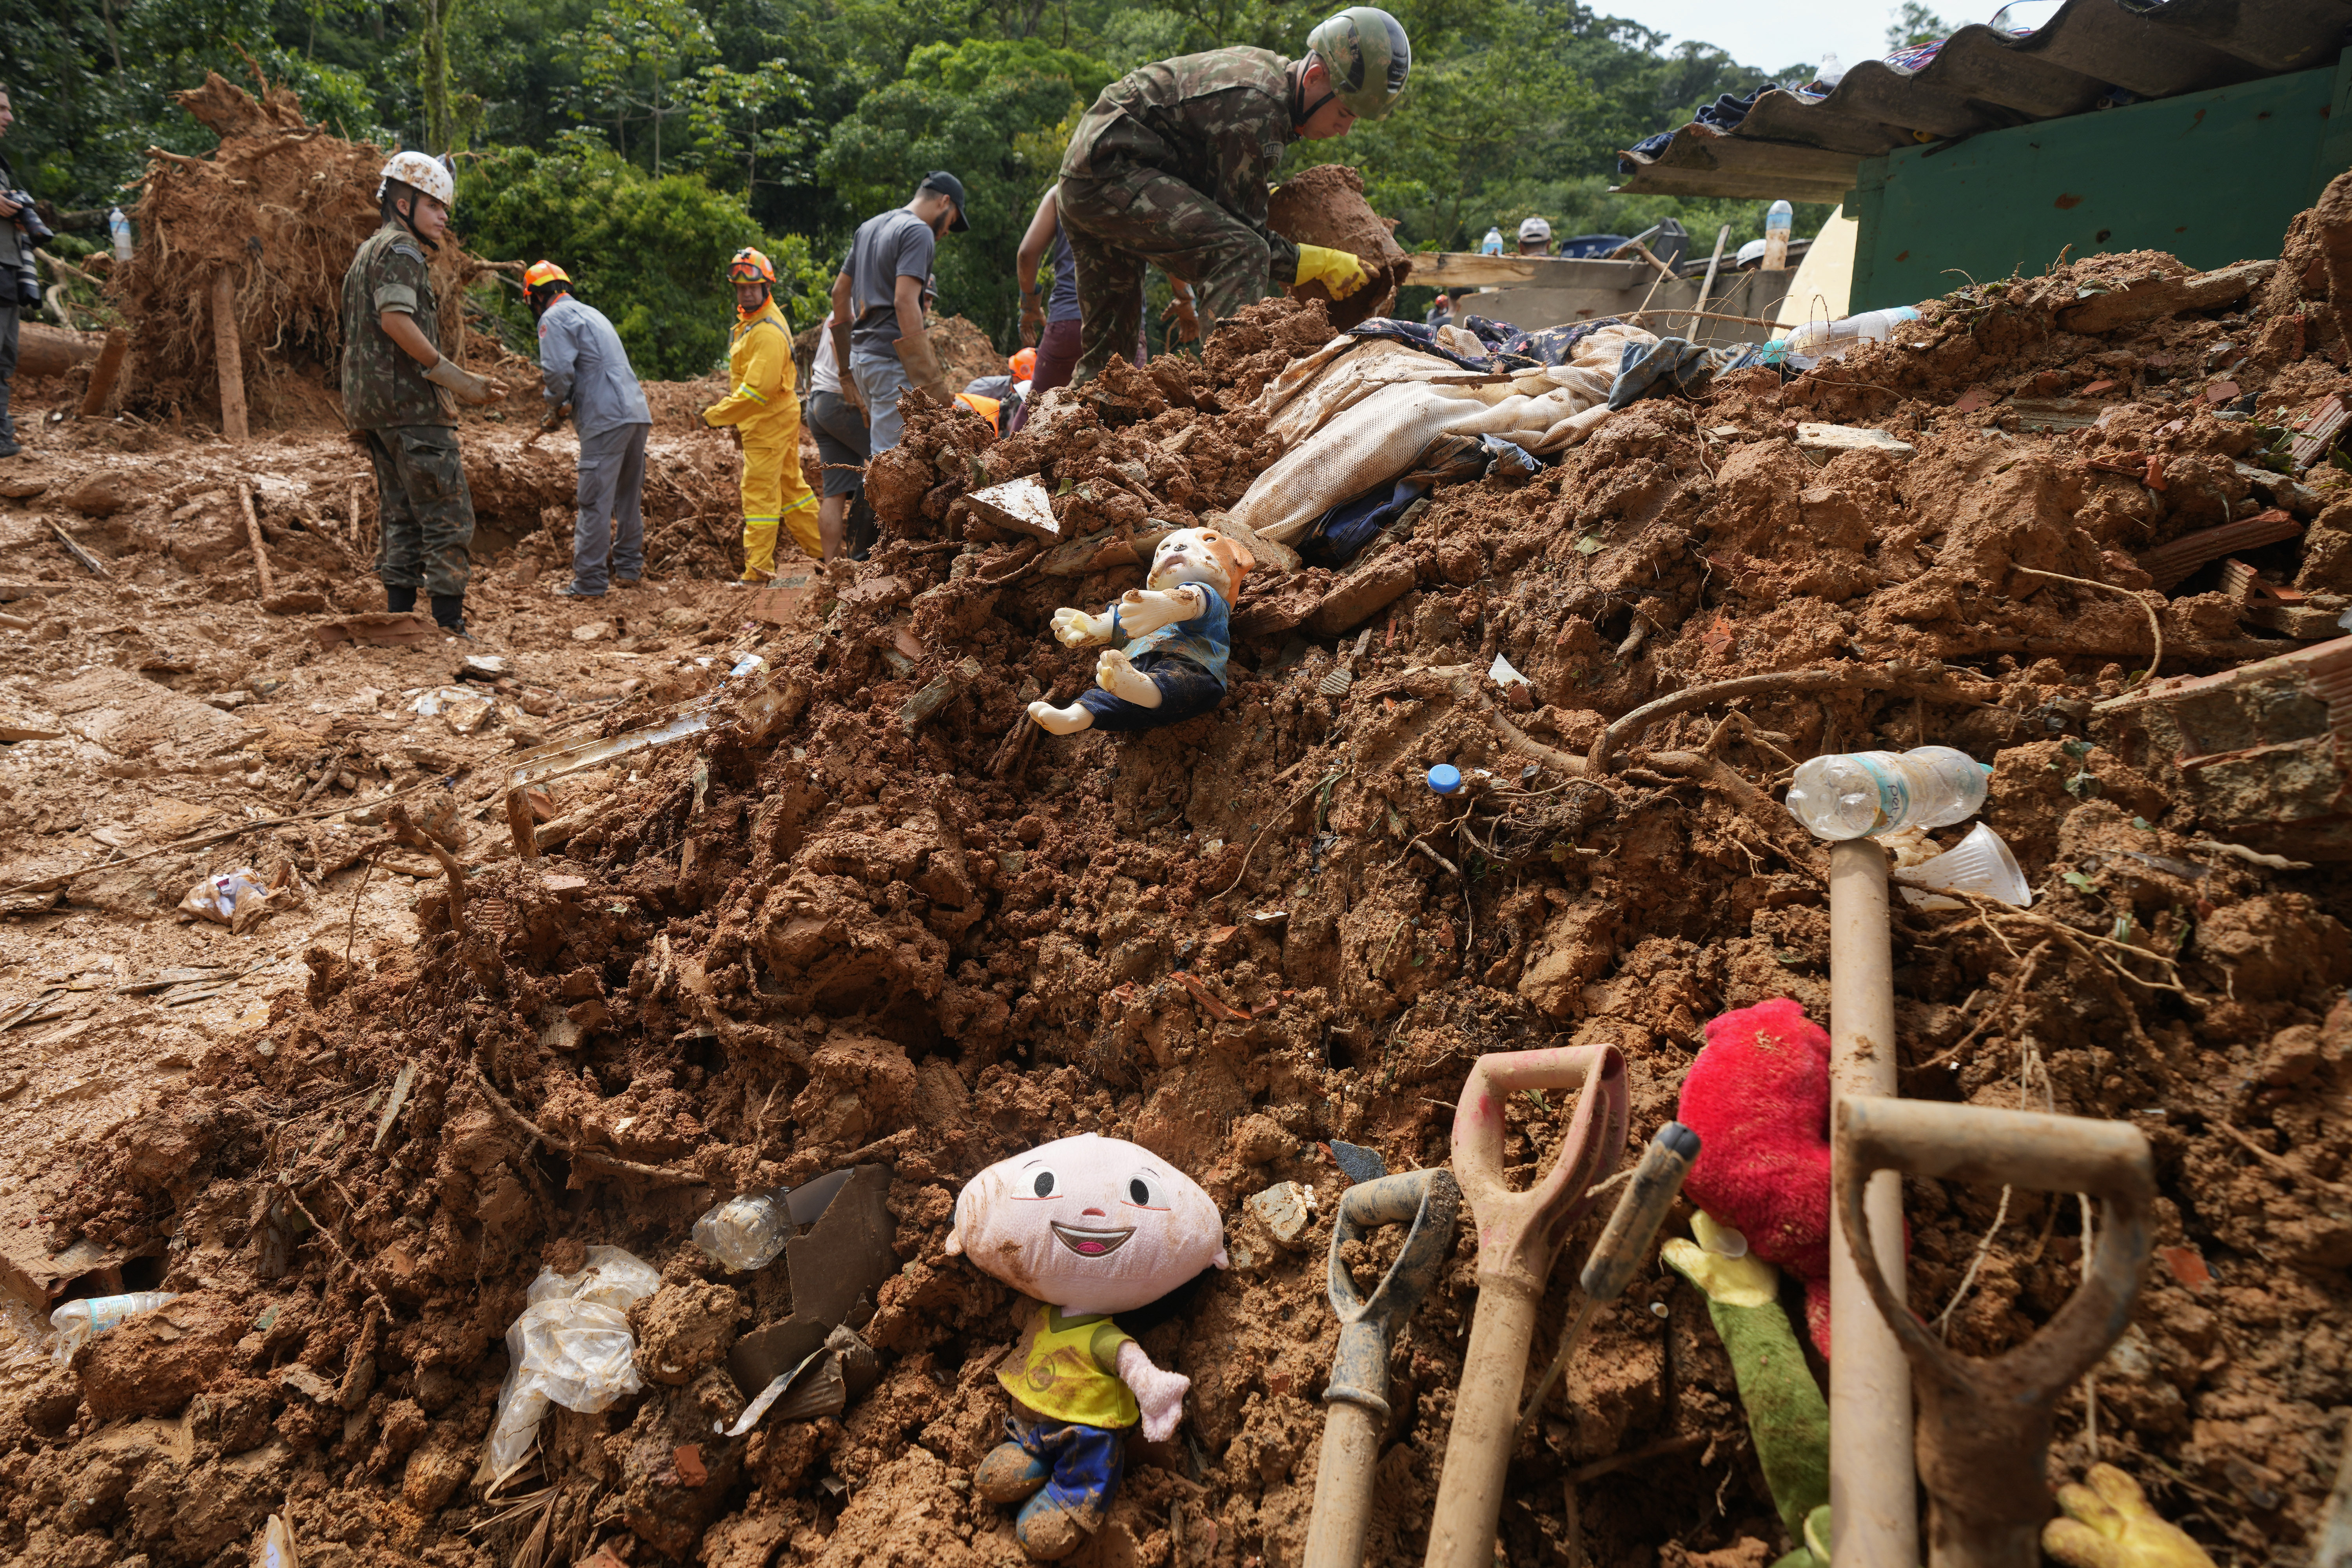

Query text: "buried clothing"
[991, 1305, 1136, 1541]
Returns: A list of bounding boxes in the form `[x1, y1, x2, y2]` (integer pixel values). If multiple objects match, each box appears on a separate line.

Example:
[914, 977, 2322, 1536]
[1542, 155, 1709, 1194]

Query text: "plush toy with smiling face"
[946, 1133, 1228, 1560]
[1027, 527, 1253, 736]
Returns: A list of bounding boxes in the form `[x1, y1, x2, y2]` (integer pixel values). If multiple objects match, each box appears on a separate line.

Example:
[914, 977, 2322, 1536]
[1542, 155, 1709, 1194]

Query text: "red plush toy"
[1677, 997, 1835, 1356]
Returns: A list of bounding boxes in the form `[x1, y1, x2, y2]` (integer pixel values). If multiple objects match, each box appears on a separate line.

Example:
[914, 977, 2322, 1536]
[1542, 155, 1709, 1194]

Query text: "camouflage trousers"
[365, 425, 476, 599]
[1058, 167, 1277, 387]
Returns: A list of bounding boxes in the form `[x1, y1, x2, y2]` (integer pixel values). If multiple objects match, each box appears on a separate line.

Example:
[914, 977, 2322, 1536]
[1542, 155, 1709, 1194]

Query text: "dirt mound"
[109, 70, 505, 428]
[1269, 163, 1411, 330]
[9, 175, 2352, 1568]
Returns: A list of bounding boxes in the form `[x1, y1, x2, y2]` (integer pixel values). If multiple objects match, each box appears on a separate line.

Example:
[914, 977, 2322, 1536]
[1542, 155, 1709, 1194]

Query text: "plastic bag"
[179, 868, 265, 925]
[51, 1291, 179, 1361]
[481, 1246, 660, 1482]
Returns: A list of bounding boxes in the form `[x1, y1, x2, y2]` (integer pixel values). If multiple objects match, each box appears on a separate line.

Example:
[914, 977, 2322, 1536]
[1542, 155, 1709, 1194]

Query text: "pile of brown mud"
[13, 179, 2352, 1568]
[109, 71, 507, 428]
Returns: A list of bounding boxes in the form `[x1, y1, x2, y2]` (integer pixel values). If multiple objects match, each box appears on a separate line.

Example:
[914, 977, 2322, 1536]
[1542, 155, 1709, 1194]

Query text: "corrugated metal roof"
[1612, 0, 2352, 201]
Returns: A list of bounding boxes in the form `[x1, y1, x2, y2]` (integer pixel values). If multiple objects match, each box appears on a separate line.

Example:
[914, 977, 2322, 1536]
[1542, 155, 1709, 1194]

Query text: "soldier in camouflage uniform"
[340, 151, 506, 637]
[1056, 7, 1411, 386]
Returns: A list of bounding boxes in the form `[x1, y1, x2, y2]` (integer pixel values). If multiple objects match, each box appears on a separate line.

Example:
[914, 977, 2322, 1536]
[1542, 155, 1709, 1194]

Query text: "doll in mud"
[947, 1134, 1228, 1559]
[1027, 526, 1252, 734]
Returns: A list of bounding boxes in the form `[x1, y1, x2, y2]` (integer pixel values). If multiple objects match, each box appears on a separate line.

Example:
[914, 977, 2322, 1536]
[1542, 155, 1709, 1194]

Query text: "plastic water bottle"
[51, 1292, 178, 1359]
[1480, 227, 1504, 256]
[1762, 200, 1793, 270]
[1784, 746, 1991, 841]
[108, 207, 132, 261]
[1815, 52, 1846, 87]
[693, 1191, 790, 1271]
[1779, 306, 1922, 359]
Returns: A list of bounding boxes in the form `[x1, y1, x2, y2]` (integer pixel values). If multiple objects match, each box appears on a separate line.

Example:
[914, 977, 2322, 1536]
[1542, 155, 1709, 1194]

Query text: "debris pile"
[109, 72, 503, 424]
[7, 176, 2352, 1568]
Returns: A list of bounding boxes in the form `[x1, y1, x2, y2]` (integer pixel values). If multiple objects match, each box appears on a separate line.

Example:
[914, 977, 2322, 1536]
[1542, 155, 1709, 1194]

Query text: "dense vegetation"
[0, 0, 1873, 375]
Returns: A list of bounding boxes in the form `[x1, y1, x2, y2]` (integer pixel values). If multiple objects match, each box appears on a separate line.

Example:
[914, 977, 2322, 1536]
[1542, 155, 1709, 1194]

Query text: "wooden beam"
[1403, 253, 1654, 290]
[2056, 258, 2277, 334]
[212, 268, 248, 443]
[78, 330, 127, 418]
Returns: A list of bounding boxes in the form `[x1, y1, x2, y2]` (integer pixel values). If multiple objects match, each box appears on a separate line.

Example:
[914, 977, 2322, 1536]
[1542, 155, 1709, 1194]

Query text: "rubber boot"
[431, 593, 468, 637]
[387, 585, 417, 614]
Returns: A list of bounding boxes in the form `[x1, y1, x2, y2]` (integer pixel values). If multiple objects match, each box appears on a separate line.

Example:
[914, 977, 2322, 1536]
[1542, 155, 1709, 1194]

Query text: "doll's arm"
[1114, 1339, 1191, 1443]
[1105, 584, 1205, 638]
[1050, 606, 1116, 647]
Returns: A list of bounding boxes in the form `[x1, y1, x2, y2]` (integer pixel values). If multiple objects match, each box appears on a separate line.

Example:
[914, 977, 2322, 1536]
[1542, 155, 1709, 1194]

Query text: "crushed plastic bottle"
[1784, 746, 1991, 841]
[693, 1190, 791, 1271]
[51, 1291, 179, 1360]
[1814, 52, 1846, 87]
[1762, 200, 1793, 270]
[1480, 227, 1505, 256]
[1780, 307, 1922, 359]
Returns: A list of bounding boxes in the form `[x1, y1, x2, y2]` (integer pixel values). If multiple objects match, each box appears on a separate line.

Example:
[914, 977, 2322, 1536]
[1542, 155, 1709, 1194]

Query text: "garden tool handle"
[1305, 1169, 1461, 1568]
[1835, 1098, 2156, 1568]
[1425, 1045, 1629, 1568]
[1450, 1044, 1629, 1295]
[1514, 1122, 1701, 1435]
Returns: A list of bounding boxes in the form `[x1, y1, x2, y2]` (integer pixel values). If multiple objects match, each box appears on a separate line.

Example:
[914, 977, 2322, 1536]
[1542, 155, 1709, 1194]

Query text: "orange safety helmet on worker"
[701, 245, 820, 577]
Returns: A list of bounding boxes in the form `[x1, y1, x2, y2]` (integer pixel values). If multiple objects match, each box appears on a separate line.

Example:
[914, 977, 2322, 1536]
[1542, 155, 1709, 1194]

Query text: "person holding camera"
[0, 86, 32, 460]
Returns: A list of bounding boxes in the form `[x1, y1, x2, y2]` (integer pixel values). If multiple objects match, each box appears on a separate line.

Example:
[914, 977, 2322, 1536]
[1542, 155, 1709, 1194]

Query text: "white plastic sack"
[482, 1245, 661, 1482]
[1230, 325, 1655, 546]
[179, 868, 265, 924]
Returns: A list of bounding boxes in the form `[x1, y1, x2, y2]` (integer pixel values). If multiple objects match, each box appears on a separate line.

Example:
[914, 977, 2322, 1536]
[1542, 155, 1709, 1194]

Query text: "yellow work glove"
[2043, 1465, 2217, 1568]
[1294, 243, 1369, 300]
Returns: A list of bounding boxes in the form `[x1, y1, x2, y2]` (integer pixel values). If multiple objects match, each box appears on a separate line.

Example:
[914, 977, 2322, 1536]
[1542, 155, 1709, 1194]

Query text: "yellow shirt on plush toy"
[1000, 1304, 1138, 1428]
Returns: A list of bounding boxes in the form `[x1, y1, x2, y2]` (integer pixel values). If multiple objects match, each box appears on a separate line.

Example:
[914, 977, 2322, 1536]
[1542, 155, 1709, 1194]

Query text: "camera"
[4, 192, 54, 246]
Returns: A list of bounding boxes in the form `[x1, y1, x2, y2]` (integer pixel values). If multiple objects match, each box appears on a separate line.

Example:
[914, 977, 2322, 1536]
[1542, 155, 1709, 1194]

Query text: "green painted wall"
[1849, 52, 2352, 312]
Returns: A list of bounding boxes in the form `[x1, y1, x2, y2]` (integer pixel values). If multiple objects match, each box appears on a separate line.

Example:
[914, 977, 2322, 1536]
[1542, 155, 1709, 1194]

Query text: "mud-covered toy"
[946, 1133, 1228, 1559]
[1027, 527, 1252, 735]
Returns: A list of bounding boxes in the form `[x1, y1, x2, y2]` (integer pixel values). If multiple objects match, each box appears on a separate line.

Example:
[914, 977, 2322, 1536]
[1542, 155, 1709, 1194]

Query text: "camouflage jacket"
[1062, 47, 1299, 281]
[340, 223, 454, 431]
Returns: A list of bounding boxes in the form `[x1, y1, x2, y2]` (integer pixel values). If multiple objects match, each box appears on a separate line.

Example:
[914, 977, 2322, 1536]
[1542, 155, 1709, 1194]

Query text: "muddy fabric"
[340, 223, 455, 431]
[365, 425, 474, 599]
[535, 292, 650, 439]
[1006, 318, 1083, 434]
[1058, 47, 1303, 386]
[1000, 1306, 1135, 1428]
[571, 420, 650, 593]
[1002, 1414, 1125, 1534]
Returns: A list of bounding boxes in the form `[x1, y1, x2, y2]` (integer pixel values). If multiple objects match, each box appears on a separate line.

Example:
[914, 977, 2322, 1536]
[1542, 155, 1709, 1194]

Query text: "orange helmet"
[727, 247, 776, 284]
[1010, 347, 1038, 381]
[523, 259, 570, 290]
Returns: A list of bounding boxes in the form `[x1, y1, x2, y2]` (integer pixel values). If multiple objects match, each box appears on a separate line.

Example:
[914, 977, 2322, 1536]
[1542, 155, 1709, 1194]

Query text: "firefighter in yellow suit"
[701, 247, 820, 581]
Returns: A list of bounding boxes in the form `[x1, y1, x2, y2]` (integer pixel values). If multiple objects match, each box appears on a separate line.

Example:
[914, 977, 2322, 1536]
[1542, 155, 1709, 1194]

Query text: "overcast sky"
[1606, 0, 1933, 76]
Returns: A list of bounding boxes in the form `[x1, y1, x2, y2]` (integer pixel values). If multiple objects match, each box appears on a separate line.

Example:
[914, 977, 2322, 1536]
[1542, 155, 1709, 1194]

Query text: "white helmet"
[377, 150, 454, 209]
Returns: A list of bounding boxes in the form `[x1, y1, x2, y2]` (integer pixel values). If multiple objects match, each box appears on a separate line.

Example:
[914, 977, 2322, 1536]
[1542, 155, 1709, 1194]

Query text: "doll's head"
[1146, 528, 1252, 602]
[946, 1133, 1227, 1315]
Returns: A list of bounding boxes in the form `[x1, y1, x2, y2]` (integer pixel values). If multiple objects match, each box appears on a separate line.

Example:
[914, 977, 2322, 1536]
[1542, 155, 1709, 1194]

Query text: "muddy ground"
[1, 194, 2350, 1568]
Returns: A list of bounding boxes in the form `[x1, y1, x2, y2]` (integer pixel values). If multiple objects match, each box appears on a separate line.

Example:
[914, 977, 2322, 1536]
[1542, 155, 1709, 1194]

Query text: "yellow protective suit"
[701, 295, 820, 577]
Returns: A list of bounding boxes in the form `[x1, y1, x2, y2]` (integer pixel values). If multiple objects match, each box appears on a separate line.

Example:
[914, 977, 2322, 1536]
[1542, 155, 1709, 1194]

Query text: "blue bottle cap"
[1427, 764, 1462, 795]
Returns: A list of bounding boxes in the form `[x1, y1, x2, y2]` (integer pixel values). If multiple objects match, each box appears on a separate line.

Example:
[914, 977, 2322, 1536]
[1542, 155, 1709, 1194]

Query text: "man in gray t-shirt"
[836, 171, 966, 456]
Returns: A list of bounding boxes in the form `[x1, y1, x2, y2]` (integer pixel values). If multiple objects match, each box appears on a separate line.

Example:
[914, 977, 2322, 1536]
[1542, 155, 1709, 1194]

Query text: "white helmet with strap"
[377, 150, 455, 209]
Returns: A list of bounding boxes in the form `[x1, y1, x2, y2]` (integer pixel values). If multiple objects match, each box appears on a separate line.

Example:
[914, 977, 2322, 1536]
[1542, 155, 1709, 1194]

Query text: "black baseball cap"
[921, 171, 970, 231]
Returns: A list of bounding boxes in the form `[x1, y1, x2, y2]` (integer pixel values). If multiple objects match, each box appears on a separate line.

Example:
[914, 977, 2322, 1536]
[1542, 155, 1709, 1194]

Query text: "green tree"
[818, 37, 1110, 343]
[566, 0, 719, 171]
[681, 59, 817, 201]
[1886, 2, 1949, 49]
[459, 141, 827, 377]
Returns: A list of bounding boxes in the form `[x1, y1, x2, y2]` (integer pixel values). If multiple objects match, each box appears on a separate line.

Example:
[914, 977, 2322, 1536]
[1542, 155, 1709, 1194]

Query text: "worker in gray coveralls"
[525, 258, 654, 598]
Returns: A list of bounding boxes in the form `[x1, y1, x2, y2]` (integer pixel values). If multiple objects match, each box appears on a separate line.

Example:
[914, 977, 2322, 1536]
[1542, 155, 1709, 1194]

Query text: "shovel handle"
[1452, 1044, 1629, 1296]
[1835, 1096, 2153, 1392]
[1307, 1168, 1461, 1568]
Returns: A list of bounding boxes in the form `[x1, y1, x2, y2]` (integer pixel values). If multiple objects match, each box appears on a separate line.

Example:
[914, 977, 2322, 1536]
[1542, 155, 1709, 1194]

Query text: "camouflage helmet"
[1305, 7, 1411, 120]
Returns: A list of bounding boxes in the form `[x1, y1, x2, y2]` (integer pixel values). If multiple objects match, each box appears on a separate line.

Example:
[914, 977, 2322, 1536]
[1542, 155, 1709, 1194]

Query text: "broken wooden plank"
[2056, 258, 2276, 334]
[45, 518, 110, 579]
